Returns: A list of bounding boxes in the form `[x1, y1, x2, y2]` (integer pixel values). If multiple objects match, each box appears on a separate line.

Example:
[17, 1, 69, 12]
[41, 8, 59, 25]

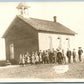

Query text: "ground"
[0, 62, 84, 82]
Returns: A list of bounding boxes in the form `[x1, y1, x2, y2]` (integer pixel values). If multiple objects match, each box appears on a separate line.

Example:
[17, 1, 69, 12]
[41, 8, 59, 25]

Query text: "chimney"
[53, 16, 57, 22]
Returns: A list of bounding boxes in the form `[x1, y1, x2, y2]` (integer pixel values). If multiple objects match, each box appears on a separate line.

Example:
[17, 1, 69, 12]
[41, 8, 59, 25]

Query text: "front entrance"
[10, 43, 14, 60]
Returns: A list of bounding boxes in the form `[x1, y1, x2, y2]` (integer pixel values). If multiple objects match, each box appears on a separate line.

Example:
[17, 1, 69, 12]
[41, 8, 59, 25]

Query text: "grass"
[0, 62, 84, 79]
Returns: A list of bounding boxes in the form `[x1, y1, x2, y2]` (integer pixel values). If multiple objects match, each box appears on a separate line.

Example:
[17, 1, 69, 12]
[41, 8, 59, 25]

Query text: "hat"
[56, 48, 59, 51]
[73, 48, 75, 50]
[78, 47, 82, 49]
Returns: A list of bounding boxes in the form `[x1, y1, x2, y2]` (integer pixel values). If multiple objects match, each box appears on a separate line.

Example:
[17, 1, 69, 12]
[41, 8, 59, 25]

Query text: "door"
[10, 43, 14, 60]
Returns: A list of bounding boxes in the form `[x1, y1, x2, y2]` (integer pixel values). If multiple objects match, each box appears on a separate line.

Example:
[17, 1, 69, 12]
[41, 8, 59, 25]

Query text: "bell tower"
[16, 2, 30, 18]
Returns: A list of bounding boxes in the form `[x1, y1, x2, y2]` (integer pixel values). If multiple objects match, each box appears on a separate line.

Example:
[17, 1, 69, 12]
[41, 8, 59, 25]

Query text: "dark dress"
[78, 49, 83, 62]
[72, 51, 76, 62]
[42, 52, 46, 64]
[49, 52, 54, 63]
[57, 51, 62, 64]
[66, 50, 71, 63]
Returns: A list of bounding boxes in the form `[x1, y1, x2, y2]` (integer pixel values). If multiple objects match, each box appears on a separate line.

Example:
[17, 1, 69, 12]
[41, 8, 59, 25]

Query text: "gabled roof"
[18, 15, 76, 35]
[3, 15, 76, 38]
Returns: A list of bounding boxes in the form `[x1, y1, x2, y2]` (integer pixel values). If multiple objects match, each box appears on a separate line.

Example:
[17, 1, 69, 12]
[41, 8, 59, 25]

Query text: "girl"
[32, 51, 35, 64]
[26, 52, 30, 64]
[35, 51, 39, 64]
[38, 50, 42, 64]
[19, 54, 23, 65]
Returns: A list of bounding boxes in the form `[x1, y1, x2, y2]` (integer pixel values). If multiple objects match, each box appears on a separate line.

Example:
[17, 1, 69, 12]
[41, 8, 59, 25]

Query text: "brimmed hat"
[56, 48, 59, 51]
[78, 47, 81, 49]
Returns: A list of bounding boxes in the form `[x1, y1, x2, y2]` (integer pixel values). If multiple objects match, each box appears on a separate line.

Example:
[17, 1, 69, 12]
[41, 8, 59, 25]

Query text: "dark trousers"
[49, 56, 52, 63]
[73, 57, 76, 62]
[68, 57, 71, 63]
[79, 55, 81, 62]
[62, 57, 66, 64]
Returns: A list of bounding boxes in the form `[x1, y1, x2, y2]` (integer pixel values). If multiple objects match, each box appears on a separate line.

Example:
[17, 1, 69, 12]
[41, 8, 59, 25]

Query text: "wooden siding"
[5, 17, 39, 64]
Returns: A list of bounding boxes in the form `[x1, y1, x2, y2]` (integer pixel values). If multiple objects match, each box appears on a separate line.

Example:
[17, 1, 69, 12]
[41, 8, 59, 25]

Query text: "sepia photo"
[0, 1, 84, 82]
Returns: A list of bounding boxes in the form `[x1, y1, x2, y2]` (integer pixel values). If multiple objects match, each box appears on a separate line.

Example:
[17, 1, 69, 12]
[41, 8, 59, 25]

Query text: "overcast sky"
[0, 2, 84, 59]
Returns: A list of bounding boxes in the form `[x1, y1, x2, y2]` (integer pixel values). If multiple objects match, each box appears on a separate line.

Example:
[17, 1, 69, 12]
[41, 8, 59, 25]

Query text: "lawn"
[0, 62, 84, 80]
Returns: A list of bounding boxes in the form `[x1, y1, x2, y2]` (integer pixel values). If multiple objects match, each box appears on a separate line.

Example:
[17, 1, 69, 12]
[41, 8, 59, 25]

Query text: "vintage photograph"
[0, 1, 84, 82]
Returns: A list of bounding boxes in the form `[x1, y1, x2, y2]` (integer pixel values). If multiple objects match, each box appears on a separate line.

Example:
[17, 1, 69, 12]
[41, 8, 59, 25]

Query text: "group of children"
[19, 49, 62, 66]
[19, 51, 43, 65]
[19, 47, 83, 66]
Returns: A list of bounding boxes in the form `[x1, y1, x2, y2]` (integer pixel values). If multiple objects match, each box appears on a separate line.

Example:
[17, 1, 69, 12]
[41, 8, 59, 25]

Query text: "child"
[26, 52, 30, 64]
[25, 53, 28, 64]
[35, 51, 39, 64]
[32, 51, 35, 64]
[22, 54, 25, 66]
[19, 54, 23, 65]
[39, 50, 43, 64]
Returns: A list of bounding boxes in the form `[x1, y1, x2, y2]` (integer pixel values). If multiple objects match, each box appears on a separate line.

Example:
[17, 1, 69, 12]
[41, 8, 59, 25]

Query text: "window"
[57, 36, 62, 49]
[66, 37, 70, 48]
[49, 36, 53, 50]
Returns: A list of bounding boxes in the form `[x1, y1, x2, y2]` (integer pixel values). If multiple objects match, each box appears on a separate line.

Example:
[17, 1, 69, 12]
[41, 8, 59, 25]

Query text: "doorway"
[10, 43, 14, 60]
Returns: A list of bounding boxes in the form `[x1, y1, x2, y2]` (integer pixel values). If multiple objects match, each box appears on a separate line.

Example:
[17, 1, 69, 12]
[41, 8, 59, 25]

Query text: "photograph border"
[0, 0, 84, 83]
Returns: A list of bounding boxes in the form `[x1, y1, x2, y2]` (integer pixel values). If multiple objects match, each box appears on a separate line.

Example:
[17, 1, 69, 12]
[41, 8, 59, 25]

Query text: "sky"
[0, 2, 84, 60]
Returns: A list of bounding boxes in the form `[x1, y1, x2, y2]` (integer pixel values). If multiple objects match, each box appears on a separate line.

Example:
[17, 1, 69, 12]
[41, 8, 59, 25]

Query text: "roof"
[2, 15, 76, 38]
[17, 15, 76, 35]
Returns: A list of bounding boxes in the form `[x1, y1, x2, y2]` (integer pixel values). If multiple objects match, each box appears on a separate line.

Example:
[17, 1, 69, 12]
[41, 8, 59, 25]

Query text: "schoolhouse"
[2, 2, 76, 64]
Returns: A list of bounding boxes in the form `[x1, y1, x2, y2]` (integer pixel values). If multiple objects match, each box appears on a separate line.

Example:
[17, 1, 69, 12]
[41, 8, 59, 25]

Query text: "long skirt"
[32, 56, 35, 64]
[35, 56, 39, 64]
